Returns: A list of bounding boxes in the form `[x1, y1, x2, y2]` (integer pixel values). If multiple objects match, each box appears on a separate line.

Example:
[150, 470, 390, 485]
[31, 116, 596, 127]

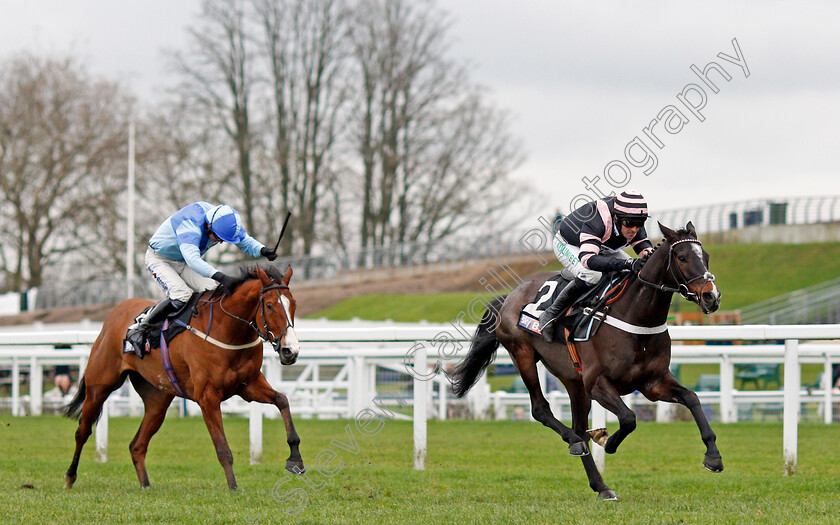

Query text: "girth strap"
[160, 319, 187, 398]
[582, 308, 668, 335]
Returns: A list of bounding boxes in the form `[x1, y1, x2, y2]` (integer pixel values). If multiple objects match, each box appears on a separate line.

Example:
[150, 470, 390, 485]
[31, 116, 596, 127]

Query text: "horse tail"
[62, 376, 86, 420]
[451, 295, 506, 398]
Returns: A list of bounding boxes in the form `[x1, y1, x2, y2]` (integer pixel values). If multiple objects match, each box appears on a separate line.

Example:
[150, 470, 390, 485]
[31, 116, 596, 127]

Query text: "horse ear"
[256, 266, 272, 286]
[685, 221, 697, 238]
[283, 265, 293, 285]
[658, 221, 678, 242]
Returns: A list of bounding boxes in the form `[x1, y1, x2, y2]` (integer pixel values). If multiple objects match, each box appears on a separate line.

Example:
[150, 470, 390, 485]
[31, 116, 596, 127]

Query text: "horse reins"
[636, 238, 715, 301]
[216, 283, 293, 346]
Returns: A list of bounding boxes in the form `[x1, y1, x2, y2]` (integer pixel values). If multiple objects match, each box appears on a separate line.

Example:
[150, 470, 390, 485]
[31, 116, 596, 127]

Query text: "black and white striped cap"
[614, 190, 648, 218]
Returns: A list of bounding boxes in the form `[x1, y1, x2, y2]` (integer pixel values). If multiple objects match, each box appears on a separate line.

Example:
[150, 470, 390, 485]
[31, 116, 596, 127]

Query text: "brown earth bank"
[0, 255, 551, 326]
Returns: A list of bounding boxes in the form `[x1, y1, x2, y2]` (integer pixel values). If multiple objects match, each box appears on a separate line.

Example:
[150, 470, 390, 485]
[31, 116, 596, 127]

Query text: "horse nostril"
[281, 347, 293, 359]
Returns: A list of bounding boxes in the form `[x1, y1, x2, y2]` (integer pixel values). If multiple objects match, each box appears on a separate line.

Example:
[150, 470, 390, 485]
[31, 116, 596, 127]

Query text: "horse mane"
[647, 227, 693, 257]
[217, 265, 286, 296]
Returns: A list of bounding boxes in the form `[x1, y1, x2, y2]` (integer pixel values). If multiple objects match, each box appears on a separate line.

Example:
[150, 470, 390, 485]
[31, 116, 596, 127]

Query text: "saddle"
[518, 271, 630, 343]
[122, 293, 201, 358]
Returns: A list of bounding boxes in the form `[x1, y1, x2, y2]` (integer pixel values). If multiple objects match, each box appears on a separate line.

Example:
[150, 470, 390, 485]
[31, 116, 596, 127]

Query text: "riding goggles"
[619, 218, 646, 229]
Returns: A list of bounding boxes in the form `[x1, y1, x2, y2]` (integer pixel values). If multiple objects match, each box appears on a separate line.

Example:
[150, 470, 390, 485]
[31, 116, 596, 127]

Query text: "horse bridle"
[637, 238, 715, 301]
[218, 283, 293, 348]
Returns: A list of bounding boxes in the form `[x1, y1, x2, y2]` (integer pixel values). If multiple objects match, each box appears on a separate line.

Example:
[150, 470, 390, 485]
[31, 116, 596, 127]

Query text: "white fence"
[1, 323, 840, 476]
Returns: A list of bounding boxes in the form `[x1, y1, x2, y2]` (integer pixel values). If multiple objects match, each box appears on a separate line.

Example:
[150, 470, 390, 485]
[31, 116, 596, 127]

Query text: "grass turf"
[3, 415, 840, 524]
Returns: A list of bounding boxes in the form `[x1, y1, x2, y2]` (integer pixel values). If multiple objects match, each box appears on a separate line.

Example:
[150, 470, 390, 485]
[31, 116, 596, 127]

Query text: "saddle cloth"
[122, 293, 201, 356]
[518, 272, 626, 342]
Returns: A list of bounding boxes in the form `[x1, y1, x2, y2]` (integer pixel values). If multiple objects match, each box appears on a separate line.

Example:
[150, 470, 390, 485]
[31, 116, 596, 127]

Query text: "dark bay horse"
[63, 265, 304, 490]
[451, 222, 723, 500]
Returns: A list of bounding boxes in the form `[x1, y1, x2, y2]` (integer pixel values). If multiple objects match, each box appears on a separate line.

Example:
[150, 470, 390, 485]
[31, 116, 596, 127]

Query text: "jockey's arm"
[630, 227, 654, 257]
[578, 238, 628, 272]
[179, 241, 218, 278]
[233, 233, 265, 258]
[582, 250, 631, 273]
[175, 220, 218, 278]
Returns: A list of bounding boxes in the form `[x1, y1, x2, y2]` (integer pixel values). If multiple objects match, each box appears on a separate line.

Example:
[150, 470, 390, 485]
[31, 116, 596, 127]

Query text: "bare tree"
[348, 0, 524, 253]
[252, 0, 352, 254]
[161, 0, 524, 260]
[171, 0, 259, 233]
[0, 54, 131, 290]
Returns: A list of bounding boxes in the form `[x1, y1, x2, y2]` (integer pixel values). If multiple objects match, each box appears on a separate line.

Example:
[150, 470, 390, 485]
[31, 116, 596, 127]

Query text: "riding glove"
[260, 247, 278, 261]
[211, 271, 238, 293]
[629, 255, 648, 273]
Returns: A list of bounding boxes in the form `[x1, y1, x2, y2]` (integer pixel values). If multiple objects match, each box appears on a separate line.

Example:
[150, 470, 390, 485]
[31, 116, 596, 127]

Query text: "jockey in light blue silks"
[126, 202, 277, 341]
[538, 190, 654, 343]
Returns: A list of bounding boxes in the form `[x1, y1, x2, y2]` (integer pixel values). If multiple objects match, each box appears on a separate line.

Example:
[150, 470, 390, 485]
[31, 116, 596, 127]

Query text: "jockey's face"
[618, 217, 644, 242]
[620, 224, 639, 242]
[206, 225, 222, 243]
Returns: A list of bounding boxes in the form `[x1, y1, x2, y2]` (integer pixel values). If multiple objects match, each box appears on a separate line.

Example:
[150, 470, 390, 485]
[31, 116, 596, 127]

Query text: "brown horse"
[63, 265, 303, 490]
[451, 222, 723, 500]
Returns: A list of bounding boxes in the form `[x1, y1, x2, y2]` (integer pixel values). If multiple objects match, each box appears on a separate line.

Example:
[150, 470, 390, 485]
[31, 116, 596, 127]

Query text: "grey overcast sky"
[2, 1, 839, 218]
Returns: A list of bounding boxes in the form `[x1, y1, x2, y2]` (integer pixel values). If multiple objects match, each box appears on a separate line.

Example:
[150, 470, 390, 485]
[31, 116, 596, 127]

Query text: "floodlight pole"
[126, 120, 136, 299]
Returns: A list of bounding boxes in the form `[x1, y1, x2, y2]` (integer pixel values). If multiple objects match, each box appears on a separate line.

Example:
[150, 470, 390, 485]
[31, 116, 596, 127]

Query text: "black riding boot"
[126, 298, 183, 356]
[538, 278, 591, 343]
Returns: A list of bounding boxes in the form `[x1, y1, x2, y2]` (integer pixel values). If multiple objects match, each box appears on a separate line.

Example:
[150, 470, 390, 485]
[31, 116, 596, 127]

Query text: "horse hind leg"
[64, 375, 127, 488]
[514, 347, 588, 456]
[127, 372, 175, 488]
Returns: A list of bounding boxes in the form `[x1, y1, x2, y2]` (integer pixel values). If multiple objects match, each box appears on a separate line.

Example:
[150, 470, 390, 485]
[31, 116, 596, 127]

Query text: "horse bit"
[637, 238, 715, 301]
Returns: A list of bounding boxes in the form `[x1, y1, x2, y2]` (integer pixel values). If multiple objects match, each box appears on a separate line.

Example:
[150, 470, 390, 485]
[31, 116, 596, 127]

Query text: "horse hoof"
[598, 489, 618, 501]
[64, 475, 76, 489]
[286, 460, 306, 475]
[703, 456, 724, 473]
[569, 442, 590, 457]
[587, 428, 609, 447]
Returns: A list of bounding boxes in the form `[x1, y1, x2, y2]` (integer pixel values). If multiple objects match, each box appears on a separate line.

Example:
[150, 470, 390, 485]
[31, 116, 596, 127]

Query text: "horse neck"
[198, 280, 263, 343]
[614, 246, 674, 325]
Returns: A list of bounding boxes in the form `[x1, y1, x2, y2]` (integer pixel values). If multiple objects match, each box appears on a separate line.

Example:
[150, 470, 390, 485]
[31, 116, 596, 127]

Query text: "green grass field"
[309, 243, 840, 322]
[3, 415, 840, 524]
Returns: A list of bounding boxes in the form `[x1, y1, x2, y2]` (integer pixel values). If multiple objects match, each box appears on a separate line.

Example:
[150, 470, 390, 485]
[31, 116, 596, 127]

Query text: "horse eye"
[266, 303, 274, 310]
[678, 255, 687, 262]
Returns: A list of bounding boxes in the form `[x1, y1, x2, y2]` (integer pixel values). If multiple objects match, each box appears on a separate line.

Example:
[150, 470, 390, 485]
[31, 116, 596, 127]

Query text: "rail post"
[96, 398, 109, 463]
[783, 339, 800, 476]
[591, 401, 606, 473]
[413, 346, 427, 470]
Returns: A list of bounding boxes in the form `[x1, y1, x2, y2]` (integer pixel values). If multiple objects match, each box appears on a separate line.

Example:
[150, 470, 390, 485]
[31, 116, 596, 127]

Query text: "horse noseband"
[638, 238, 715, 302]
[254, 284, 293, 347]
[667, 239, 715, 301]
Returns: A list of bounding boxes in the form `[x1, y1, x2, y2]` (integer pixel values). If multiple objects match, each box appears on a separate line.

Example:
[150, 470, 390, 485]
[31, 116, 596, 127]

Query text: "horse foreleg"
[128, 376, 175, 488]
[237, 374, 304, 474]
[516, 353, 588, 456]
[589, 376, 636, 455]
[645, 376, 724, 472]
[197, 388, 238, 490]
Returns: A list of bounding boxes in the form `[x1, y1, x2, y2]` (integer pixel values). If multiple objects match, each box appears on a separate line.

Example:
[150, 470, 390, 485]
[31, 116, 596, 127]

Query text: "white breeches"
[144, 248, 219, 303]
